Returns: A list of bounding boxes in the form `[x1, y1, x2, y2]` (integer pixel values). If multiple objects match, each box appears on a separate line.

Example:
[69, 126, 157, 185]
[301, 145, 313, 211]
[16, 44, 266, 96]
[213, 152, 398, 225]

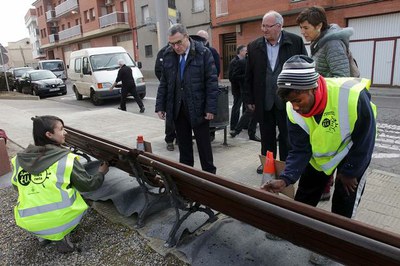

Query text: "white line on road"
[372, 153, 400, 158]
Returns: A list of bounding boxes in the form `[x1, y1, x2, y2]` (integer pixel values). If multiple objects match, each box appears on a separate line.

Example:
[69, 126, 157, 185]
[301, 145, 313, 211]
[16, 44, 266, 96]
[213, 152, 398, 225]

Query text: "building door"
[222, 33, 236, 79]
[349, 12, 400, 87]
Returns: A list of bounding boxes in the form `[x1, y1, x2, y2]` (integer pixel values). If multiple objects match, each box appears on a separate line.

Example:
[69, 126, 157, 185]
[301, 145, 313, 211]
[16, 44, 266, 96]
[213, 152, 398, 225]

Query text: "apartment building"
[134, 0, 213, 78]
[210, 0, 400, 87]
[5, 38, 36, 68]
[25, 8, 45, 60]
[32, 0, 138, 68]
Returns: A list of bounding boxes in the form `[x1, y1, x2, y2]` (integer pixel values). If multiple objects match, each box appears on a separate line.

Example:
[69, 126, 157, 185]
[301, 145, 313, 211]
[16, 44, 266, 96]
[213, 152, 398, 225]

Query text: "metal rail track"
[64, 126, 400, 265]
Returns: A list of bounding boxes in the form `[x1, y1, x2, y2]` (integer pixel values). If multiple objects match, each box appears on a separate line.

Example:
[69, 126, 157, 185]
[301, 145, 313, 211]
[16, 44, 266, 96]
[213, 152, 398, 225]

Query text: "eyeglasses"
[262, 23, 279, 29]
[169, 36, 187, 47]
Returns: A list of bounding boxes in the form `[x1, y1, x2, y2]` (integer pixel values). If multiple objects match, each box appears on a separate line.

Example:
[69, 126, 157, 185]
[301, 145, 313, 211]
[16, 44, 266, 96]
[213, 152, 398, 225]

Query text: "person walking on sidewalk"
[262, 55, 376, 263]
[155, 24, 218, 174]
[11, 115, 109, 253]
[229, 45, 259, 141]
[109, 59, 145, 113]
[155, 44, 177, 151]
[228, 45, 246, 133]
[297, 6, 357, 201]
[243, 10, 307, 174]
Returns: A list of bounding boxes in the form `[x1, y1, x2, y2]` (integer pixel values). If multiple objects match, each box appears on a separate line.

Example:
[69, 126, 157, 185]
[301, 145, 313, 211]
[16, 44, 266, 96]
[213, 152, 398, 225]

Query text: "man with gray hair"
[109, 59, 145, 112]
[243, 10, 307, 174]
[155, 24, 218, 174]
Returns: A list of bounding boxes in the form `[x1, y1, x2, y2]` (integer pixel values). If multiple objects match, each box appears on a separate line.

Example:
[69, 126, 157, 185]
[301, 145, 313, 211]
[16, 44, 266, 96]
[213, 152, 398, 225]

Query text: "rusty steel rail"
[64, 126, 163, 187]
[63, 126, 400, 264]
[138, 152, 400, 265]
[64, 126, 166, 227]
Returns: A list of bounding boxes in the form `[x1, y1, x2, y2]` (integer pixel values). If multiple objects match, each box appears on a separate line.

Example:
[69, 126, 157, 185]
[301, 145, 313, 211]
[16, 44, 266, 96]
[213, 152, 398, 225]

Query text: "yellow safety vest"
[287, 78, 377, 175]
[11, 153, 88, 241]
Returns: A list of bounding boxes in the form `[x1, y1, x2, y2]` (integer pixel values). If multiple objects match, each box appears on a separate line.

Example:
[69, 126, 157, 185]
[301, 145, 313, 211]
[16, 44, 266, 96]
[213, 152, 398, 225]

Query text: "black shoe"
[210, 133, 215, 142]
[38, 237, 51, 247]
[249, 135, 261, 142]
[56, 236, 75, 253]
[166, 142, 174, 151]
[230, 130, 240, 138]
[140, 107, 145, 113]
[118, 107, 126, 111]
[256, 164, 263, 174]
[257, 164, 263, 174]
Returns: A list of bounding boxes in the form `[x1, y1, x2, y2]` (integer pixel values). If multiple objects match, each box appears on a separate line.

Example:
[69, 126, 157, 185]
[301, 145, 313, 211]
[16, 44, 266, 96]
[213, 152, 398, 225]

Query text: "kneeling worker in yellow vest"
[262, 55, 376, 219]
[11, 115, 109, 253]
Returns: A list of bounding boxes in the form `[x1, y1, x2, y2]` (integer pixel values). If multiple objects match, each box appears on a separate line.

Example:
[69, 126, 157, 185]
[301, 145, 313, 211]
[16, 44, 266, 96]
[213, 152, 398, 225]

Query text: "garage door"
[349, 12, 400, 87]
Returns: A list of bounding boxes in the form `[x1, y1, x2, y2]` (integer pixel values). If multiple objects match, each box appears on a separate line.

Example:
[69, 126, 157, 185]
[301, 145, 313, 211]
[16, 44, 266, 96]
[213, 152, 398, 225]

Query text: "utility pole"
[19, 46, 27, 67]
[155, 0, 169, 50]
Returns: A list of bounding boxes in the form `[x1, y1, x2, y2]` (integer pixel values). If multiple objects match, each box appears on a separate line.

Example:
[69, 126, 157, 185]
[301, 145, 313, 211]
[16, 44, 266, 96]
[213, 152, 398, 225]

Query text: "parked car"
[8, 67, 34, 92]
[20, 70, 67, 98]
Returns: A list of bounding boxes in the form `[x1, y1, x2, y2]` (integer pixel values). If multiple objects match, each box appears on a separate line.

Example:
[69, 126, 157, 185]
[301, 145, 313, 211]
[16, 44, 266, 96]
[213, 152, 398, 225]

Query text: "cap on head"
[277, 55, 319, 90]
[118, 59, 125, 66]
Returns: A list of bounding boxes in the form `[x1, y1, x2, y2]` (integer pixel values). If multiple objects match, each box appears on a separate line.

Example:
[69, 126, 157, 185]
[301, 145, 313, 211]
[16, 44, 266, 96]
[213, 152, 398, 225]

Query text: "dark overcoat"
[155, 39, 218, 128]
[243, 31, 307, 121]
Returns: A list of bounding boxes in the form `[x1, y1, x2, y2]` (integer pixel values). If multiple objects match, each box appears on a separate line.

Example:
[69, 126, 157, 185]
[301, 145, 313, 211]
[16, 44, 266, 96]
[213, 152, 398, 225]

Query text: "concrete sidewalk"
[1, 97, 400, 263]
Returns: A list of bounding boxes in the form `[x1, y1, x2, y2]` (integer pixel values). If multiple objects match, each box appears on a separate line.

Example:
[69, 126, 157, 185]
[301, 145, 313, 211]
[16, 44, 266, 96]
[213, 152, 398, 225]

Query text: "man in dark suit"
[155, 24, 218, 174]
[243, 10, 307, 173]
[229, 45, 259, 141]
[110, 59, 145, 113]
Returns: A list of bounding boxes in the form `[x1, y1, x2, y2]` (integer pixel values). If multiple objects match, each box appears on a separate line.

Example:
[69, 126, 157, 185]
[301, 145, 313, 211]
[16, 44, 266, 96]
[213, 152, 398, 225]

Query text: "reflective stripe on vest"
[32, 211, 85, 236]
[287, 78, 370, 174]
[13, 155, 78, 218]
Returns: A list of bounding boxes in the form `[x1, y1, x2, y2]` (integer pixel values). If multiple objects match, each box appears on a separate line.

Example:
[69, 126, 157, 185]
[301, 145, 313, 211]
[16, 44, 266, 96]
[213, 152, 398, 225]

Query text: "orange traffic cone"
[261, 151, 276, 185]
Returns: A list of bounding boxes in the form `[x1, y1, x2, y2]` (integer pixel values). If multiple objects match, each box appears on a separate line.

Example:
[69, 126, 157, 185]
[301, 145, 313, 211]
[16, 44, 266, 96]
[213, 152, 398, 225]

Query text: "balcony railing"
[49, 34, 59, 43]
[99, 12, 128, 28]
[58, 24, 81, 41]
[46, 10, 57, 22]
[55, 0, 78, 18]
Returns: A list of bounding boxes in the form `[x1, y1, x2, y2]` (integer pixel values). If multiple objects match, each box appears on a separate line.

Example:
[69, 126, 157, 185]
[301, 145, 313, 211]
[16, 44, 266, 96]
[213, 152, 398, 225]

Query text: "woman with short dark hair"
[11, 115, 109, 253]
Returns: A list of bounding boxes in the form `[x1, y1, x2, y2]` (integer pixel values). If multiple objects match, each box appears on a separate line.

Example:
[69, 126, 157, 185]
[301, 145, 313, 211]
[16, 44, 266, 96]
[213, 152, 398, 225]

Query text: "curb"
[0, 91, 40, 100]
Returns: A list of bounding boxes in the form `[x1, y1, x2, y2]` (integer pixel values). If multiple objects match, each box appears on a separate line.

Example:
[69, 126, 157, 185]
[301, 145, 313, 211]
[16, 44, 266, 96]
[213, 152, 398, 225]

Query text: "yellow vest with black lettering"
[287, 78, 377, 175]
[11, 153, 88, 241]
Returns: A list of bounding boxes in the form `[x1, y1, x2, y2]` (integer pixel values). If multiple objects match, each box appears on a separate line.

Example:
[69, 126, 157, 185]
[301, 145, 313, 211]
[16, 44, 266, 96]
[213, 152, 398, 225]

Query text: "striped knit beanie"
[277, 55, 320, 90]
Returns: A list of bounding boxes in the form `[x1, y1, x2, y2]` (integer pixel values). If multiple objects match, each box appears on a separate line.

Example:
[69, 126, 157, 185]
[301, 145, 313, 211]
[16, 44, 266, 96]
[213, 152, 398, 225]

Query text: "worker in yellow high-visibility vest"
[11, 115, 109, 253]
[262, 55, 376, 219]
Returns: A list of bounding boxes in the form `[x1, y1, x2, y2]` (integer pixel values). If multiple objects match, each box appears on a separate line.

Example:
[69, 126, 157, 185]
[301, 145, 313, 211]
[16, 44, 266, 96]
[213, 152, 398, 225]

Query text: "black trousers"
[174, 103, 216, 174]
[235, 106, 257, 137]
[165, 119, 176, 143]
[295, 163, 367, 218]
[259, 105, 288, 161]
[230, 85, 243, 130]
[120, 87, 144, 111]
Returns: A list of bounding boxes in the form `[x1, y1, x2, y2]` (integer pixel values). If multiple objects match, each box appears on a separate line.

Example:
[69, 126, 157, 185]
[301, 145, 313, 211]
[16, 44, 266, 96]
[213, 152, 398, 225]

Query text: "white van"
[38, 59, 67, 81]
[67, 46, 146, 105]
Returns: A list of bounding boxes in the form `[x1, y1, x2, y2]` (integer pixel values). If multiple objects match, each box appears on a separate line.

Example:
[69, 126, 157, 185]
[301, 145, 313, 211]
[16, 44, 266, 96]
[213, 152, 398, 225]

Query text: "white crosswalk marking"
[374, 123, 400, 158]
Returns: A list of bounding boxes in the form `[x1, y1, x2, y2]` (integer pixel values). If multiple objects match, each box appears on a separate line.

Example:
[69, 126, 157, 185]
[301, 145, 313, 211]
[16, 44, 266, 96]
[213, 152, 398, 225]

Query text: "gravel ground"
[1, 142, 187, 266]
[0, 187, 187, 266]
